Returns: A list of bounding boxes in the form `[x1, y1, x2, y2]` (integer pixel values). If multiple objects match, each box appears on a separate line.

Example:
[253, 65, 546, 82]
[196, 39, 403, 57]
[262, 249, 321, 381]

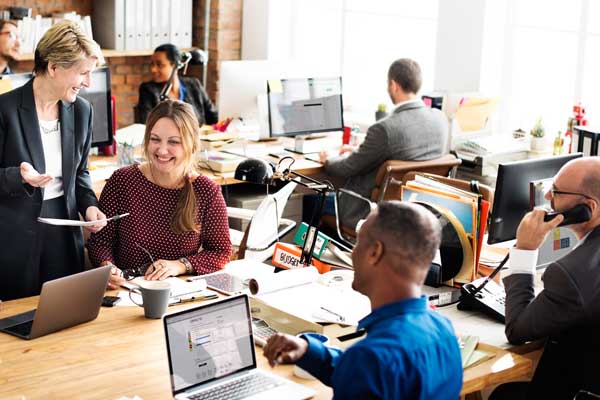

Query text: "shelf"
[15, 48, 159, 62]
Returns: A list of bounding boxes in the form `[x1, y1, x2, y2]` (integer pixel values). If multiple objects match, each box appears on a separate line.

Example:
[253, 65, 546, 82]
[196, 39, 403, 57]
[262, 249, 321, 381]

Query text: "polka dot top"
[87, 165, 231, 275]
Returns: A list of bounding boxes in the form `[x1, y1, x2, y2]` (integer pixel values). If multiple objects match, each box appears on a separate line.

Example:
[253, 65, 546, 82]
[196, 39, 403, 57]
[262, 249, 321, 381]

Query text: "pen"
[172, 293, 218, 305]
[108, 213, 130, 222]
[320, 306, 345, 323]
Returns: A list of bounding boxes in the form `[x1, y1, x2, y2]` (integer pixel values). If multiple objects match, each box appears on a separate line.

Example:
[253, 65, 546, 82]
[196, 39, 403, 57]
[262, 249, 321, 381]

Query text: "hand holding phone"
[543, 204, 592, 227]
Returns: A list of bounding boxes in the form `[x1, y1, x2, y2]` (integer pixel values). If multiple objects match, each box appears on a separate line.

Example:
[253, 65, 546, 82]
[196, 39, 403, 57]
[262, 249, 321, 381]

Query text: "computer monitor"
[488, 153, 583, 244]
[267, 76, 344, 138]
[4, 67, 113, 148]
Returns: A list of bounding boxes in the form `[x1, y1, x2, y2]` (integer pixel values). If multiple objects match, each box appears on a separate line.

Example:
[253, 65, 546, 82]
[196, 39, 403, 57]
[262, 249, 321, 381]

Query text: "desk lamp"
[234, 157, 334, 267]
[160, 49, 208, 101]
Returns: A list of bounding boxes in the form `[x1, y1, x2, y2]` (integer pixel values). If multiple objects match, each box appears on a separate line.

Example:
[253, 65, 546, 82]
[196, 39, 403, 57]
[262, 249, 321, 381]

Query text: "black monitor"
[267, 76, 344, 137]
[488, 153, 583, 244]
[4, 67, 113, 147]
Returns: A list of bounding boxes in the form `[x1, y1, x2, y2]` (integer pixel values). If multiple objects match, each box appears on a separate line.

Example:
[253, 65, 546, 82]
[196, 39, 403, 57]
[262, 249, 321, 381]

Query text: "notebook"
[0, 266, 111, 340]
[163, 294, 315, 400]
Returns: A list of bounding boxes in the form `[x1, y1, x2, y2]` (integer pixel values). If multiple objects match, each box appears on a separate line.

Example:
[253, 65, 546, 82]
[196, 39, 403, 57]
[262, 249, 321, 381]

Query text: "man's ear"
[367, 240, 384, 267]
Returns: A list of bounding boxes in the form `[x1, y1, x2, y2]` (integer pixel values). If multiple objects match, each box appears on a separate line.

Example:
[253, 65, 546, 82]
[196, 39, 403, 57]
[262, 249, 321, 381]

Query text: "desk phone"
[458, 277, 506, 323]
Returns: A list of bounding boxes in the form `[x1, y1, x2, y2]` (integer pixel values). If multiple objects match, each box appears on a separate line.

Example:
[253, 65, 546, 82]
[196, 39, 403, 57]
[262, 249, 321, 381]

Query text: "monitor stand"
[285, 133, 339, 154]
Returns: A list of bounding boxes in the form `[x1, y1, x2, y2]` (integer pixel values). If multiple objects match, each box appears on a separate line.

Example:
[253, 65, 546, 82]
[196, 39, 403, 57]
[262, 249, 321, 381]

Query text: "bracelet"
[179, 257, 193, 275]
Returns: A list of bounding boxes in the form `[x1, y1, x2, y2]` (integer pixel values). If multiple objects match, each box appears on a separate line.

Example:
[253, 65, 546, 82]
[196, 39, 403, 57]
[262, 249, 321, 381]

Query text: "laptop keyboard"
[0, 309, 36, 330]
[189, 373, 282, 400]
[4, 320, 33, 336]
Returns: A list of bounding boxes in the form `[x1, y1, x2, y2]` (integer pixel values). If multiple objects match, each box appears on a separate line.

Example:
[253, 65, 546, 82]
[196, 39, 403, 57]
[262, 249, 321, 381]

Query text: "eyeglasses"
[549, 187, 595, 201]
[121, 243, 154, 280]
[0, 31, 18, 41]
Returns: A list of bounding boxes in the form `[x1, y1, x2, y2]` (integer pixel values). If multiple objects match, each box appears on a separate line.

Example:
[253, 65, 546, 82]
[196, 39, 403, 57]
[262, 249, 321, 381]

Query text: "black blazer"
[136, 76, 218, 126]
[0, 78, 98, 300]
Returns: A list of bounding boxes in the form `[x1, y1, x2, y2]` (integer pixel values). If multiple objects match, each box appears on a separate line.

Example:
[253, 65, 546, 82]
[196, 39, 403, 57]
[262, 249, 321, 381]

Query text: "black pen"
[172, 293, 218, 305]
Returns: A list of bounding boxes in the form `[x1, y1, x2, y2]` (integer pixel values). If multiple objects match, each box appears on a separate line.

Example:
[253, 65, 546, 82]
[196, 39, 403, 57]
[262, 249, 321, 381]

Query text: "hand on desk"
[263, 333, 308, 368]
[101, 262, 125, 290]
[144, 259, 186, 281]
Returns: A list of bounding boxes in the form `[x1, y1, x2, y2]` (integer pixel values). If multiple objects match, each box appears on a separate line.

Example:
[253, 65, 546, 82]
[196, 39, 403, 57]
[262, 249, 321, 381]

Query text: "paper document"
[122, 276, 207, 297]
[455, 97, 500, 132]
[249, 266, 320, 295]
[38, 213, 130, 226]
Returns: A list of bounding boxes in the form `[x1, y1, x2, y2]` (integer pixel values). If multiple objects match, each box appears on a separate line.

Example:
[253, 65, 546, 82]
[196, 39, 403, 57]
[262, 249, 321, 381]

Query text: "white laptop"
[163, 294, 315, 400]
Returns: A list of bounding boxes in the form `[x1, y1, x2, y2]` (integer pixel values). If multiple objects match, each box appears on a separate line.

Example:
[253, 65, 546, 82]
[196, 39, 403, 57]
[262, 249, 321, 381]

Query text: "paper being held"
[38, 213, 130, 226]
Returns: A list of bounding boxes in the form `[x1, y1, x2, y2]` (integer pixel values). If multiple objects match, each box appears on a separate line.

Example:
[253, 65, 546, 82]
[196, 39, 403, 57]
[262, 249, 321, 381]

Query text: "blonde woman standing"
[0, 21, 107, 300]
[87, 100, 231, 290]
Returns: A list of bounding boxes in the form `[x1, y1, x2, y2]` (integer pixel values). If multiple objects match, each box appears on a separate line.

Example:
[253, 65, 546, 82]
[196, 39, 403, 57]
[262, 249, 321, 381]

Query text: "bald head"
[368, 201, 441, 273]
[561, 157, 600, 201]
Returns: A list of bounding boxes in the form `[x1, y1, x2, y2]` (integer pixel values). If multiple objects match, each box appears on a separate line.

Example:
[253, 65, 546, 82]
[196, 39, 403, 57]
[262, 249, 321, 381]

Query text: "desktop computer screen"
[267, 77, 344, 138]
[4, 67, 113, 147]
[488, 153, 583, 244]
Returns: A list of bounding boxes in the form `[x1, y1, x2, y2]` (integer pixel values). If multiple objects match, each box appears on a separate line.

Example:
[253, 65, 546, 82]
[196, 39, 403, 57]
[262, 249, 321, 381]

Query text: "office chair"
[371, 154, 462, 203]
[322, 154, 462, 243]
[228, 181, 297, 262]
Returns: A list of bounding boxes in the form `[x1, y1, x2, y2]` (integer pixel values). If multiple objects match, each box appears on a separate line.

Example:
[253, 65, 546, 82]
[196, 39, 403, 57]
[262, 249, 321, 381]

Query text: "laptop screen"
[164, 295, 257, 394]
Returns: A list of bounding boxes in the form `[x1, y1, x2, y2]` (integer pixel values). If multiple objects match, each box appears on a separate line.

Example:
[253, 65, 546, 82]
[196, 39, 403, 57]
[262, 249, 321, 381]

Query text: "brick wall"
[3, 0, 243, 128]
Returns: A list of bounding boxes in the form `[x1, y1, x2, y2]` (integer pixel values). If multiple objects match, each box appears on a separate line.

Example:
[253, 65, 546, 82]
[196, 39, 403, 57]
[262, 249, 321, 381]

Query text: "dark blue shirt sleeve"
[296, 334, 344, 387]
[331, 346, 384, 400]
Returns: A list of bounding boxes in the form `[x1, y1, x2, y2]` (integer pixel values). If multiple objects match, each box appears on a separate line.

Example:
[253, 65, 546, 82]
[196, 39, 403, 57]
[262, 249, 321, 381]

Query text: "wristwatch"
[179, 257, 193, 274]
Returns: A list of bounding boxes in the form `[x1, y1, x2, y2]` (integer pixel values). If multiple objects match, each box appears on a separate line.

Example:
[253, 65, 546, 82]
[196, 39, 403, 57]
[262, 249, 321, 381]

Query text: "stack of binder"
[93, 0, 192, 51]
[402, 173, 490, 285]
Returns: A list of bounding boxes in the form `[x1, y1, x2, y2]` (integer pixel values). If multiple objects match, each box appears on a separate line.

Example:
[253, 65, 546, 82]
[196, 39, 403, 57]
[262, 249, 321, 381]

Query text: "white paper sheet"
[248, 266, 319, 295]
[38, 213, 130, 226]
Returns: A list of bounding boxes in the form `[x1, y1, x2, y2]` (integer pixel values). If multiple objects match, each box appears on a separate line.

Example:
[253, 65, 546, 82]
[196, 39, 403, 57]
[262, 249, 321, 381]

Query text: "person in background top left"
[87, 100, 231, 290]
[0, 19, 20, 75]
[0, 19, 21, 75]
[0, 21, 107, 301]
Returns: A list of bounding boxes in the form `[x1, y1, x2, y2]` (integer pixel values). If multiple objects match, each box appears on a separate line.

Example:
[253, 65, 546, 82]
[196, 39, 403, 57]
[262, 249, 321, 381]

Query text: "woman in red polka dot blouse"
[87, 100, 231, 289]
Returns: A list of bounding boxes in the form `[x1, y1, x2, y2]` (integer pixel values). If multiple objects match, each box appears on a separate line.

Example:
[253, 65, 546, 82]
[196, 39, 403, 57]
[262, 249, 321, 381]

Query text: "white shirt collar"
[393, 98, 422, 111]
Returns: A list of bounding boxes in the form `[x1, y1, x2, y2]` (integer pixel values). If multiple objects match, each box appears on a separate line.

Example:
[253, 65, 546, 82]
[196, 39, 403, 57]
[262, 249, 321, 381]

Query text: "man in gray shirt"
[317, 58, 448, 229]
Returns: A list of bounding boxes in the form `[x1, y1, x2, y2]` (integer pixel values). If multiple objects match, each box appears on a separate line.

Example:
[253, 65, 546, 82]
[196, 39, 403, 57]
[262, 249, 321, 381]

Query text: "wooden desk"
[0, 294, 532, 399]
[89, 150, 323, 197]
[0, 295, 332, 400]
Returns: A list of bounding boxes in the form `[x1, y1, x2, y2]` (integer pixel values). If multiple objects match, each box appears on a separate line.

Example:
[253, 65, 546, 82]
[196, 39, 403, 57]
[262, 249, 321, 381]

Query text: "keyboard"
[252, 317, 278, 346]
[0, 309, 36, 330]
[4, 320, 34, 337]
[189, 373, 282, 400]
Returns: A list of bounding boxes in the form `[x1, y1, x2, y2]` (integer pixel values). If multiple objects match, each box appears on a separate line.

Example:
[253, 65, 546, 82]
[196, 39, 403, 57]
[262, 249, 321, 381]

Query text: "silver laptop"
[163, 294, 315, 400]
[0, 266, 111, 340]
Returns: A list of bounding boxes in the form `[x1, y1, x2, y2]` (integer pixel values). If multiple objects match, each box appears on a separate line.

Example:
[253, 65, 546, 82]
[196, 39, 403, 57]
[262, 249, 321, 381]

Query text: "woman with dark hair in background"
[136, 43, 218, 126]
[88, 100, 231, 290]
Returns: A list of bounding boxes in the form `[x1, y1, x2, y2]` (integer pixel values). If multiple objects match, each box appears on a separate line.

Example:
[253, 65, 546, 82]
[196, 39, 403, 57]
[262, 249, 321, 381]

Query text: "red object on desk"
[342, 126, 351, 145]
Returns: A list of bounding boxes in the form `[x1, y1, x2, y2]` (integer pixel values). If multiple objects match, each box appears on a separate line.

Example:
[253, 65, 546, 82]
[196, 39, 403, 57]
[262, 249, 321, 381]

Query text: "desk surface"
[0, 292, 532, 399]
[90, 139, 325, 196]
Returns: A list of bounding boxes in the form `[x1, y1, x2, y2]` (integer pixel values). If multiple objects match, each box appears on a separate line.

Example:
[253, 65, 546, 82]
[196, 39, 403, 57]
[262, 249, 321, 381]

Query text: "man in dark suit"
[317, 58, 448, 229]
[0, 20, 20, 75]
[491, 156, 600, 399]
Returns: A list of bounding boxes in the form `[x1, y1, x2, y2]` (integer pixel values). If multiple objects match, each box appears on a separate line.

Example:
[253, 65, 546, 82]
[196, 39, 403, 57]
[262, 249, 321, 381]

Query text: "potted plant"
[530, 117, 546, 151]
[375, 103, 388, 121]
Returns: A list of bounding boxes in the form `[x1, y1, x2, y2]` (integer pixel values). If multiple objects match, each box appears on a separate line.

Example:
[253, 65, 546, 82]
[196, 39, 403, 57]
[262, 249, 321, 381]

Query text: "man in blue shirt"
[0, 20, 20, 75]
[263, 201, 463, 399]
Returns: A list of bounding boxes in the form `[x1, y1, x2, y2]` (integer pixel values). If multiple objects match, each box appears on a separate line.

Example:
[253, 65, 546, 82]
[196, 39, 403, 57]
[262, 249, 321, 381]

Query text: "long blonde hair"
[34, 20, 104, 75]
[144, 100, 201, 234]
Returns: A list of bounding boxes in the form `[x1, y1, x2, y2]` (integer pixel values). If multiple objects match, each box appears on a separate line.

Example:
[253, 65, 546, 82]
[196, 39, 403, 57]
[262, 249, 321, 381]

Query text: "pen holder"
[294, 333, 329, 380]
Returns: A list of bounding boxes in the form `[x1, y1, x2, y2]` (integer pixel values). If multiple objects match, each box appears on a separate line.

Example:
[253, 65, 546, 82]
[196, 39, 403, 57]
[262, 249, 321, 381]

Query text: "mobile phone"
[101, 295, 121, 307]
[543, 204, 592, 226]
